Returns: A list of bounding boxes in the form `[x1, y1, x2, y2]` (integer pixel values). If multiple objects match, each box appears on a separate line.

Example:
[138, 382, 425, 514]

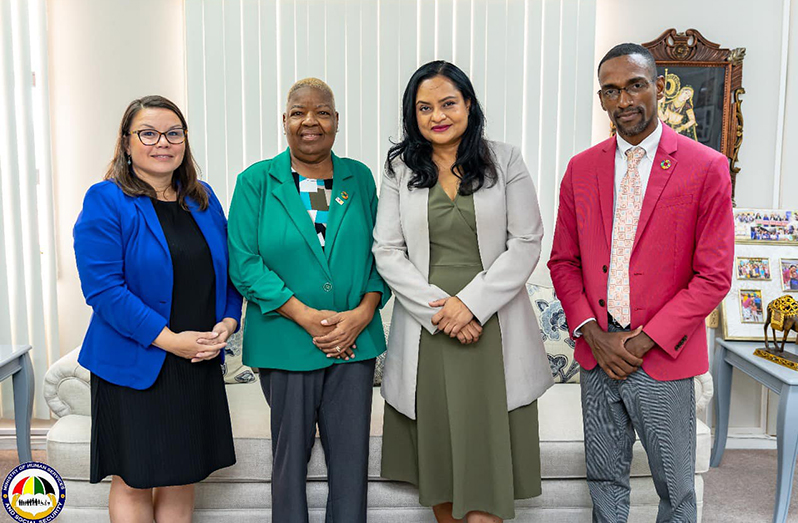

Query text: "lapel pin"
[660, 159, 671, 170]
[335, 197, 344, 205]
[341, 191, 349, 200]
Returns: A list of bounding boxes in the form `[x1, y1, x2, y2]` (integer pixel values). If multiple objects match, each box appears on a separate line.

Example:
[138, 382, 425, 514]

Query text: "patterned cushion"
[374, 317, 390, 386]
[527, 283, 580, 383]
[223, 302, 257, 385]
[373, 352, 387, 386]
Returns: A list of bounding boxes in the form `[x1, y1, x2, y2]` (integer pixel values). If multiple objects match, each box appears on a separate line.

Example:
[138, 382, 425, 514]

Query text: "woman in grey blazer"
[373, 61, 554, 523]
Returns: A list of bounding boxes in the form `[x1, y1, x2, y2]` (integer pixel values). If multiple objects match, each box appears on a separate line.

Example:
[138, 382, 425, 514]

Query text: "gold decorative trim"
[754, 348, 798, 371]
[728, 47, 747, 66]
[730, 87, 745, 177]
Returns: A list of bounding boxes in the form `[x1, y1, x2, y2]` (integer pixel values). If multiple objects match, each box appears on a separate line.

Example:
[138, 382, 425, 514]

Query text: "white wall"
[593, 0, 795, 434]
[47, 0, 186, 356]
[779, 0, 798, 207]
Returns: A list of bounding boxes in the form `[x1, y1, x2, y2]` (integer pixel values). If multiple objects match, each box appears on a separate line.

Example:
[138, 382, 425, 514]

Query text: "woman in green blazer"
[227, 78, 389, 523]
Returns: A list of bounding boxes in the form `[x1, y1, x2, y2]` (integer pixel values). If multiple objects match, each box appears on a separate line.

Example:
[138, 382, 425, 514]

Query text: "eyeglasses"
[128, 128, 187, 146]
[598, 80, 651, 101]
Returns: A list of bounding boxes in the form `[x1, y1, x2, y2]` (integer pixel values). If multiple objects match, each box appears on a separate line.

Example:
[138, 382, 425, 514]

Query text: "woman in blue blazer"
[73, 95, 242, 522]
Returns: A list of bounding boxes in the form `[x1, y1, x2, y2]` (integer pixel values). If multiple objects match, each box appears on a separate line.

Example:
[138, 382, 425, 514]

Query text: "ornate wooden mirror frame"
[642, 29, 745, 204]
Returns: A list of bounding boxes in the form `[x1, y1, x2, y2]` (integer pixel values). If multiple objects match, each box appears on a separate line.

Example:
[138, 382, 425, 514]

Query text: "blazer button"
[598, 299, 605, 307]
[323, 282, 333, 292]
[602, 265, 608, 273]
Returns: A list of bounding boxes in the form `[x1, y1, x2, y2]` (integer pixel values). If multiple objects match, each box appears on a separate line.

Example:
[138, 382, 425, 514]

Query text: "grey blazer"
[373, 140, 554, 420]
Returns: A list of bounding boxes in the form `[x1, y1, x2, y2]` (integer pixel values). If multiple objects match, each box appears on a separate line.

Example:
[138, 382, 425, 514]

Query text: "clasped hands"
[160, 318, 238, 363]
[429, 296, 482, 344]
[581, 320, 656, 380]
[303, 307, 373, 361]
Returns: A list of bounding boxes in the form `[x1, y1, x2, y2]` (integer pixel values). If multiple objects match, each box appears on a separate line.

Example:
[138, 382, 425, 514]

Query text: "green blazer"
[228, 148, 389, 371]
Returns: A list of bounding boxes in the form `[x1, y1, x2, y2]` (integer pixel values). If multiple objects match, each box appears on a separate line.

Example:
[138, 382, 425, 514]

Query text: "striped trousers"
[581, 362, 697, 522]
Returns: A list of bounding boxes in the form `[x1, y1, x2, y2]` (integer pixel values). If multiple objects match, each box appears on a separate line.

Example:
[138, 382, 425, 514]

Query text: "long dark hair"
[105, 95, 208, 210]
[386, 61, 497, 195]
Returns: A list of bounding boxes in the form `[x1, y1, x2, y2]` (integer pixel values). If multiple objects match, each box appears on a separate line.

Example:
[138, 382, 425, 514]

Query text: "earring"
[126, 155, 132, 166]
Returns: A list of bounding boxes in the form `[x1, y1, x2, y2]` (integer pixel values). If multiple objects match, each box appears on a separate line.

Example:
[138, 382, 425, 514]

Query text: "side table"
[711, 338, 798, 523]
[0, 345, 34, 464]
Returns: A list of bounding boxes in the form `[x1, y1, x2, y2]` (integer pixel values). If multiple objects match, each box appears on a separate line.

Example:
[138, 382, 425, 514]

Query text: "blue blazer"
[73, 180, 243, 389]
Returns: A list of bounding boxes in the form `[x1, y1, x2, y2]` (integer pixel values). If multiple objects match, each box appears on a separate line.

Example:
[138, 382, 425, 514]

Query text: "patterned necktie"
[607, 146, 646, 327]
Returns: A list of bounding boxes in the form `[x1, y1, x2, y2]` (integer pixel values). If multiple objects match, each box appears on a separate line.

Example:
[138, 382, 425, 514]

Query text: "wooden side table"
[711, 338, 798, 523]
[0, 345, 34, 464]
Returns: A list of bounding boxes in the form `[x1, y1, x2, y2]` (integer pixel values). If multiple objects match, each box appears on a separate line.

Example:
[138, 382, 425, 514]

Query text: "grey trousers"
[259, 358, 376, 523]
[581, 333, 697, 523]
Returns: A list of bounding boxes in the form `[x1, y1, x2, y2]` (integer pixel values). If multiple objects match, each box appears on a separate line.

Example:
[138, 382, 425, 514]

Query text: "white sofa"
[43, 285, 713, 522]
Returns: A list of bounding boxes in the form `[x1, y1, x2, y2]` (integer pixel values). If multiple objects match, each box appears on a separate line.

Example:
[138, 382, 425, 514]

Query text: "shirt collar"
[616, 119, 662, 162]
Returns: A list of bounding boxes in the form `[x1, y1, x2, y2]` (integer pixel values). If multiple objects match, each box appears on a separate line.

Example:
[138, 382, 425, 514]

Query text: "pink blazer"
[548, 124, 734, 381]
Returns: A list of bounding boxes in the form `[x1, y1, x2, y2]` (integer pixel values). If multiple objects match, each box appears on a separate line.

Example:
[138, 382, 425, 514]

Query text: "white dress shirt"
[573, 120, 663, 336]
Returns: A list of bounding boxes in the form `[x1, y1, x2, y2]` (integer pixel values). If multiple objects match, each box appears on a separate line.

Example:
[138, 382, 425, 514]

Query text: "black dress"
[90, 199, 236, 488]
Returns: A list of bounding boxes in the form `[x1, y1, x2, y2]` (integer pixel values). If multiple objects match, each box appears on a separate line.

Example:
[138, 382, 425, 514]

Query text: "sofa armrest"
[43, 347, 91, 418]
[694, 371, 714, 418]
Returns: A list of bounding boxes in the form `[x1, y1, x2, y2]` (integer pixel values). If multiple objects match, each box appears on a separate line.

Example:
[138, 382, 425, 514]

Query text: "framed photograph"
[643, 29, 744, 204]
[721, 243, 798, 341]
[736, 257, 771, 281]
[733, 208, 798, 244]
[738, 289, 764, 323]
[780, 259, 798, 292]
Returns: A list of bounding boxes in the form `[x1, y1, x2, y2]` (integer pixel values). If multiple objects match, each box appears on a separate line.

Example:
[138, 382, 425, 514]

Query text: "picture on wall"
[642, 29, 745, 205]
[739, 289, 764, 324]
[657, 66, 725, 151]
[733, 208, 798, 244]
[736, 257, 771, 281]
[781, 259, 798, 292]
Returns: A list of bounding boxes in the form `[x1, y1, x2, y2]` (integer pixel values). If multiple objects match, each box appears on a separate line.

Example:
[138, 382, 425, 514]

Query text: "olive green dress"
[381, 183, 541, 520]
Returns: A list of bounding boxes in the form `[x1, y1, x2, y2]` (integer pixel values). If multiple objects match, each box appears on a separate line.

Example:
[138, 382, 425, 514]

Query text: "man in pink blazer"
[549, 43, 733, 522]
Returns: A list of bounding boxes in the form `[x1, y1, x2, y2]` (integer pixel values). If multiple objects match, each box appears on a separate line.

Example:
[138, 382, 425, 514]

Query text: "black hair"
[597, 43, 657, 81]
[385, 60, 497, 195]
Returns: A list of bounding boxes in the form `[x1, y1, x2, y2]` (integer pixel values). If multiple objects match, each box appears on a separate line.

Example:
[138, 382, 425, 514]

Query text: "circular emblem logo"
[2, 462, 66, 522]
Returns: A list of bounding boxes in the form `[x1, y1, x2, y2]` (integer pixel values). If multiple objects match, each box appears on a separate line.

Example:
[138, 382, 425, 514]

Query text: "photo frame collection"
[721, 208, 798, 341]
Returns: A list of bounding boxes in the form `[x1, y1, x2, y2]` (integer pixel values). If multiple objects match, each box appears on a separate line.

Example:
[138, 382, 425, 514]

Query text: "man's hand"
[624, 330, 656, 359]
[430, 297, 474, 337]
[581, 321, 644, 380]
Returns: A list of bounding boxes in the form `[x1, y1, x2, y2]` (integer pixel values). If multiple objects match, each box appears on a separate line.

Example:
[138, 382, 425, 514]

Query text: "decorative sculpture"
[763, 295, 798, 351]
[754, 295, 798, 371]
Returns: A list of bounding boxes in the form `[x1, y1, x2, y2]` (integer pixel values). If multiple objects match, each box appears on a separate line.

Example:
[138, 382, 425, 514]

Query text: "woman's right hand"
[154, 329, 227, 360]
[276, 297, 354, 359]
[456, 320, 483, 345]
[299, 309, 356, 360]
